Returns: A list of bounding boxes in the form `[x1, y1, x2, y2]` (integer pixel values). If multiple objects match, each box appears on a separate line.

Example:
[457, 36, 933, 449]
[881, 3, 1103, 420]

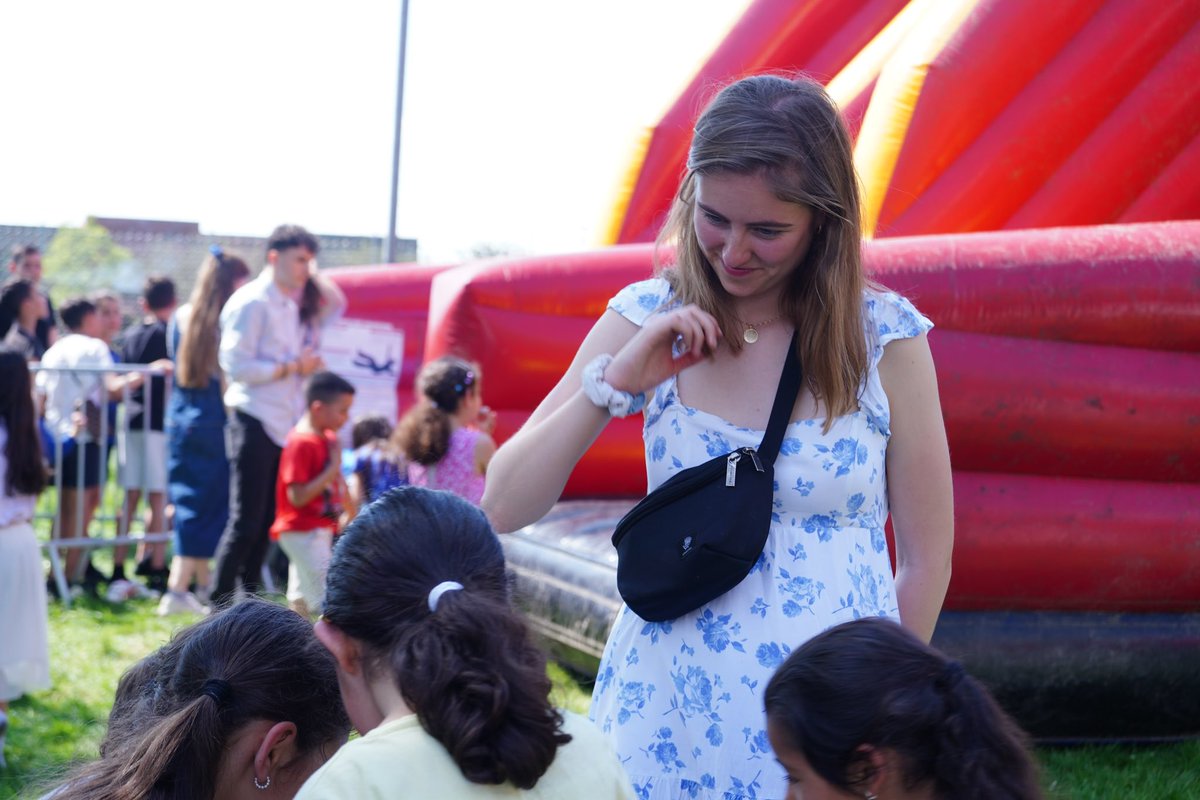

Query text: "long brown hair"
[52, 598, 349, 800]
[0, 347, 47, 496]
[658, 74, 868, 431]
[176, 251, 250, 389]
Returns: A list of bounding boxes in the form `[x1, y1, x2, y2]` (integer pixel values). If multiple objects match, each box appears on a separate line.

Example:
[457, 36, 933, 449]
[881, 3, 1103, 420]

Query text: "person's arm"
[482, 304, 720, 533]
[473, 432, 497, 476]
[879, 332, 954, 643]
[286, 456, 341, 508]
[104, 358, 173, 400]
[219, 298, 305, 385]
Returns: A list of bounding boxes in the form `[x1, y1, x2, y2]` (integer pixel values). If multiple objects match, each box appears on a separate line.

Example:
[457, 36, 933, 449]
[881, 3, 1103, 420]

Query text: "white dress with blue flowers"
[589, 279, 933, 800]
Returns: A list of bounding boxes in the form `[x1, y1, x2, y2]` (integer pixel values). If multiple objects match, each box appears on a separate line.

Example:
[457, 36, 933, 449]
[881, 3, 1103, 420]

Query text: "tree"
[42, 219, 134, 302]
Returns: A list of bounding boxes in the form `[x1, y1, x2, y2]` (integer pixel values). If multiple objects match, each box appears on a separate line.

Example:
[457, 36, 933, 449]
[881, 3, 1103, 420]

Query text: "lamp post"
[385, 0, 410, 264]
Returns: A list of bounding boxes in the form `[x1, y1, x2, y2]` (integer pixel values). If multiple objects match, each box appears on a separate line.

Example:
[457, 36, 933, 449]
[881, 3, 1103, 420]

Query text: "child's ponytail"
[398, 583, 570, 788]
[323, 486, 573, 789]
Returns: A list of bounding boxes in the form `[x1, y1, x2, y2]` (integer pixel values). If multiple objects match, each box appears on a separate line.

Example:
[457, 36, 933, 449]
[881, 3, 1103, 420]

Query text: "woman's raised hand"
[604, 305, 721, 395]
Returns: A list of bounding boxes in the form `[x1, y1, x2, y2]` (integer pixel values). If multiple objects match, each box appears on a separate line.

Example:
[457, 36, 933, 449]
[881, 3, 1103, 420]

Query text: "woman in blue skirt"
[159, 248, 250, 616]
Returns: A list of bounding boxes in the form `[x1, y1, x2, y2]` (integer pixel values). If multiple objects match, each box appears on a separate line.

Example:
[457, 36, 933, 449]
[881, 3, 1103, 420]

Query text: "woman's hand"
[604, 305, 722, 395]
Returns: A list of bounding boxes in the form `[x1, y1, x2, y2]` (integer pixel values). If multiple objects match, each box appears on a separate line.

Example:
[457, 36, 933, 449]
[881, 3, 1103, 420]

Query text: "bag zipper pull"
[726, 452, 742, 486]
[745, 448, 764, 472]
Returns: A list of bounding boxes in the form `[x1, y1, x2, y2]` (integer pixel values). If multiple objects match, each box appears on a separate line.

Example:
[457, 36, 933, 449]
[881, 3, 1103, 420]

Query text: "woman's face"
[693, 171, 815, 309]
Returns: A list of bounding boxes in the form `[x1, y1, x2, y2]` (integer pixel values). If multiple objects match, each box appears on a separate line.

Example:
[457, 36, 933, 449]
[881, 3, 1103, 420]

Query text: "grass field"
[1, 597, 1196, 799]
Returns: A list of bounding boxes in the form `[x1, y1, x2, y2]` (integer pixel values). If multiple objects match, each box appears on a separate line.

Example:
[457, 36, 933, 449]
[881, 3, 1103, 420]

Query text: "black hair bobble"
[200, 678, 233, 707]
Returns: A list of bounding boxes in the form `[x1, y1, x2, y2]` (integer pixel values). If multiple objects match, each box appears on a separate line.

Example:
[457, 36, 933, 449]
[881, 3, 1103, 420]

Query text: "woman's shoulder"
[862, 286, 933, 349]
[607, 277, 675, 326]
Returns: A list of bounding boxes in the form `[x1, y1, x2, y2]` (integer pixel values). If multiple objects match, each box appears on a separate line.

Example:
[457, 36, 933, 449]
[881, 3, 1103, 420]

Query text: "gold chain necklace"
[737, 314, 780, 344]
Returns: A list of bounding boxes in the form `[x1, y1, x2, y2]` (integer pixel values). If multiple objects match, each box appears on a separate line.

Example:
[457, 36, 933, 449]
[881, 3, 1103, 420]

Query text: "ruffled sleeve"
[607, 278, 675, 327]
[859, 289, 934, 437]
[864, 289, 934, 367]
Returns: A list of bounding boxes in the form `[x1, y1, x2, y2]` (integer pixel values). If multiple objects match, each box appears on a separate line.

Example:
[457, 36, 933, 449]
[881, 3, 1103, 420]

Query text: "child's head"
[141, 274, 177, 316]
[305, 371, 356, 434]
[89, 290, 124, 344]
[395, 357, 482, 466]
[59, 297, 98, 336]
[416, 355, 481, 415]
[57, 598, 349, 799]
[764, 618, 1041, 800]
[316, 487, 570, 789]
[351, 413, 393, 449]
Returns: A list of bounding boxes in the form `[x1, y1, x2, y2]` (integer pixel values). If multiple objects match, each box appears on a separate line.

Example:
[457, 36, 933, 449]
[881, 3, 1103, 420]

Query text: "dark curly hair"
[393, 356, 479, 465]
[765, 618, 1042, 799]
[322, 486, 571, 788]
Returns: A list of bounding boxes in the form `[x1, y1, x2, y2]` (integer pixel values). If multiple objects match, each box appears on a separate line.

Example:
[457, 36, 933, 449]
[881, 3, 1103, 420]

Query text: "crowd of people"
[0, 73, 1052, 798]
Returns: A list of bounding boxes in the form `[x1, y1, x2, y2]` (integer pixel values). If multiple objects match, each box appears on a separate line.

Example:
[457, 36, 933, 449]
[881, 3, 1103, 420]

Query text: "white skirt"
[0, 520, 51, 701]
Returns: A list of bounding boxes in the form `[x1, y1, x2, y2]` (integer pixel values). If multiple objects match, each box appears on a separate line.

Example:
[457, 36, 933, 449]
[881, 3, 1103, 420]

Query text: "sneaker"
[157, 591, 210, 617]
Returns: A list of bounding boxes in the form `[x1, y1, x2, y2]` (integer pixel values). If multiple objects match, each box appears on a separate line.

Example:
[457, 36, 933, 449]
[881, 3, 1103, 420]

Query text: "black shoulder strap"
[757, 331, 803, 465]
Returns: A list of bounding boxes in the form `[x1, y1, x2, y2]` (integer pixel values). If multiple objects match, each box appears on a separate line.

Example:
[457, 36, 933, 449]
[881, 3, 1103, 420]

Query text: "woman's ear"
[253, 721, 298, 788]
[314, 618, 361, 676]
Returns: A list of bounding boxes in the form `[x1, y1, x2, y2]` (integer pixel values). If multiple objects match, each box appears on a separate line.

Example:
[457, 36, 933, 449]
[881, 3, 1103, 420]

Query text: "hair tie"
[427, 581, 464, 613]
[200, 678, 232, 706]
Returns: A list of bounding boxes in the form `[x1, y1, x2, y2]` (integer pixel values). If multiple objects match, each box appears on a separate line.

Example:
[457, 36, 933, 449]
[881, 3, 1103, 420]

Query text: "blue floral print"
[594, 279, 932, 799]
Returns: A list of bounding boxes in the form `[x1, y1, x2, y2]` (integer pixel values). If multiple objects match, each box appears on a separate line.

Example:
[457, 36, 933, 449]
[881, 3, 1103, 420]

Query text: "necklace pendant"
[743, 327, 759, 344]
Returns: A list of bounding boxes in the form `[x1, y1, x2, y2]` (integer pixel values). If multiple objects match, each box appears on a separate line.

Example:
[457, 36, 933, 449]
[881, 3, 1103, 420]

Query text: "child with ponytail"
[301, 487, 632, 799]
[764, 618, 1043, 800]
[394, 357, 496, 505]
[50, 599, 349, 800]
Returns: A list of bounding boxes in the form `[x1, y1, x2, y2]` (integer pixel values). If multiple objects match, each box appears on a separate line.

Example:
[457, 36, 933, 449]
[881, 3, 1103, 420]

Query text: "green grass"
[2, 598, 1196, 800]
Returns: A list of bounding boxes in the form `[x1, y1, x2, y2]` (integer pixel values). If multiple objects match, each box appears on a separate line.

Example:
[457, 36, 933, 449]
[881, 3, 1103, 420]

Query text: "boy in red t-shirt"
[270, 371, 356, 617]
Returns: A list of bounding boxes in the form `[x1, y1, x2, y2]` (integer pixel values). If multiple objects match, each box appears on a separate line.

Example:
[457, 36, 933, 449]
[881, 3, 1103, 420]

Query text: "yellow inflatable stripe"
[855, 0, 983, 238]
[827, 0, 931, 110]
[600, 125, 655, 246]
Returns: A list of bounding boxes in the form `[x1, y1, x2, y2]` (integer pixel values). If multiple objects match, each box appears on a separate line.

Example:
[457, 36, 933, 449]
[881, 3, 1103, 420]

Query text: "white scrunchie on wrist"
[582, 354, 646, 418]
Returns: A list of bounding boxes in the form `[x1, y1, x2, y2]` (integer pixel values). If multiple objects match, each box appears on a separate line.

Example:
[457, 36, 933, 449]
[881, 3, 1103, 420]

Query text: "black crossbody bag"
[611, 333, 803, 621]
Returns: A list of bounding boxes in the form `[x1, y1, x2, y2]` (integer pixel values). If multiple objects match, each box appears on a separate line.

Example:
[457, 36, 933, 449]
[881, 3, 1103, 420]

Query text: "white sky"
[0, 1, 749, 263]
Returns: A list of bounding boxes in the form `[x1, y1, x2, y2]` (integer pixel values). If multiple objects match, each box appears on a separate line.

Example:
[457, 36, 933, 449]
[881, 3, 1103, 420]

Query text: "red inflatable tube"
[932, 330, 1200, 483]
[1004, 21, 1200, 230]
[615, 0, 906, 244]
[1120, 132, 1200, 223]
[330, 262, 456, 411]
[869, 222, 1200, 351]
[883, 0, 1200, 236]
[936, 472, 1200, 612]
[878, 0, 1100, 226]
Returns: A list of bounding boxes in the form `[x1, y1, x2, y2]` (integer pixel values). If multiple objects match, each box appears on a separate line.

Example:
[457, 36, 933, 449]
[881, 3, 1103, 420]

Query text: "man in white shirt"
[211, 225, 323, 608]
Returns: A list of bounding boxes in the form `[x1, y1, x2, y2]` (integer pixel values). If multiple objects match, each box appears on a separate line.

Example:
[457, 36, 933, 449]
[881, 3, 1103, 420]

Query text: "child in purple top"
[396, 357, 495, 506]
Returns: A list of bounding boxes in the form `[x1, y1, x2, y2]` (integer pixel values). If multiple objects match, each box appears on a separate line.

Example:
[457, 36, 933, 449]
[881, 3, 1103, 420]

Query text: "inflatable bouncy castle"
[333, 0, 1200, 739]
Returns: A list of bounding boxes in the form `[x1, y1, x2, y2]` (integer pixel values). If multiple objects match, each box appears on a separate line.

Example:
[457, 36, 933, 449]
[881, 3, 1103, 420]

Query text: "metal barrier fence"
[30, 362, 172, 606]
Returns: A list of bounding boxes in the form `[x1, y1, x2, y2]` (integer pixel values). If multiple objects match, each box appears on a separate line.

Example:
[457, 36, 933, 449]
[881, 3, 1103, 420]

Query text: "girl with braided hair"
[764, 618, 1042, 800]
[300, 487, 632, 798]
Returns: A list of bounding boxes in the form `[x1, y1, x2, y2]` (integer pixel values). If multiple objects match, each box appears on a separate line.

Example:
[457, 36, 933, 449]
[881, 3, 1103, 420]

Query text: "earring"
[254, 775, 271, 790]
